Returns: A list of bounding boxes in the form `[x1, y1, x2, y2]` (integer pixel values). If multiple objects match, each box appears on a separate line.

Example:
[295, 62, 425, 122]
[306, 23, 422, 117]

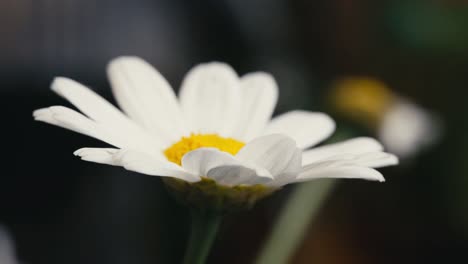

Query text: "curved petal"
[236, 134, 302, 177]
[75, 148, 199, 182]
[349, 152, 399, 168]
[181, 147, 239, 175]
[52, 77, 135, 128]
[34, 106, 164, 159]
[264, 111, 335, 149]
[294, 165, 385, 183]
[51, 77, 164, 149]
[302, 137, 384, 165]
[116, 150, 199, 182]
[206, 165, 272, 186]
[34, 106, 116, 145]
[74, 148, 120, 165]
[179, 62, 241, 136]
[302, 151, 398, 169]
[232, 72, 278, 141]
[181, 148, 272, 186]
[107, 57, 187, 144]
[267, 148, 302, 187]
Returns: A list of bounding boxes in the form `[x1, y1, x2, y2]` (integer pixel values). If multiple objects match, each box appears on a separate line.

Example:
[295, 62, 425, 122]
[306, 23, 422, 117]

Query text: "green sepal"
[163, 177, 277, 212]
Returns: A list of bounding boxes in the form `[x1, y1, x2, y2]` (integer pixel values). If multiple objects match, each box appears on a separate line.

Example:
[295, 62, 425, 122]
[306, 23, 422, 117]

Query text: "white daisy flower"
[330, 77, 440, 160]
[33, 57, 397, 209]
[378, 99, 441, 159]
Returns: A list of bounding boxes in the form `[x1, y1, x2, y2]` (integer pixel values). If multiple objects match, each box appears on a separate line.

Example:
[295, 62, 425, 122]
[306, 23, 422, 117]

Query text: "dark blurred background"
[1, 0, 468, 263]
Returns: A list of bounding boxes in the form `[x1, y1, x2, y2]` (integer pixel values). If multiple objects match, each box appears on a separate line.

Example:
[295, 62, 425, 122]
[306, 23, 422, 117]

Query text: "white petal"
[116, 150, 199, 182]
[75, 148, 199, 182]
[206, 165, 273, 186]
[107, 56, 187, 144]
[267, 148, 302, 187]
[52, 77, 135, 128]
[264, 111, 335, 149]
[181, 148, 239, 175]
[179, 62, 241, 136]
[50, 77, 164, 151]
[302, 137, 384, 165]
[349, 152, 399, 168]
[34, 106, 164, 159]
[236, 134, 302, 177]
[302, 151, 398, 169]
[74, 148, 120, 165]
[294, 165, 385, 183]
[181, 148, 272, 186]
[232, 72, 278, 141]
[33, 106, 113, 144]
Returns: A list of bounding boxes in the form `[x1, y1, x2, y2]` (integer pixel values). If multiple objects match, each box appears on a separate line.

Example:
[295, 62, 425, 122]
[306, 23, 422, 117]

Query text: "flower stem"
[255, 179, 337, 264]
[183, 209, 222, 264]
[255, 130, 355, 264]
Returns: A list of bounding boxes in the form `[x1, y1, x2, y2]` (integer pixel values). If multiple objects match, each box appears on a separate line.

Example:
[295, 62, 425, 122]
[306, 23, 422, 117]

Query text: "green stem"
[183, 209, 222, 264]
[255, 179, 337, 264]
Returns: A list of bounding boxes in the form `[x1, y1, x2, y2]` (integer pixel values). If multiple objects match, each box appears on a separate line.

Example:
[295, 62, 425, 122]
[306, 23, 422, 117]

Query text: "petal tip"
[378, 176, 386, 182]
[51, 76, 75, 93]
[32, 108, 54, 123]
[32, 108, 46, 118]
[107, 56, 145, 69]
[73, 148, 85, 156]
[388, 154, 399, 165]
[189, 61, 237, 77]
[362, 137, 385, 151]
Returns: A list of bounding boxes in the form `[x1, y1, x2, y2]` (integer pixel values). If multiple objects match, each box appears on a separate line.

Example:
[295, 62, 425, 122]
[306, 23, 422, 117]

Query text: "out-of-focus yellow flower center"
[164, 134, 245, 165]
[329, 77, 396, 128]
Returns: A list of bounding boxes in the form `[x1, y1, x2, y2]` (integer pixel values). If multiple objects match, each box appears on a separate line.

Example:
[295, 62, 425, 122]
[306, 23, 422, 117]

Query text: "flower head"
[34, 57, 397, 210]
[330, 77, 440, 159]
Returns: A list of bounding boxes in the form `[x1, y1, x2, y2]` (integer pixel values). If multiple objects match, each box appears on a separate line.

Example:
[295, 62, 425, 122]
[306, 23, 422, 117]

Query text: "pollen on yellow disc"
[329, 77, 396, 128]
[164, 134, 245, 166]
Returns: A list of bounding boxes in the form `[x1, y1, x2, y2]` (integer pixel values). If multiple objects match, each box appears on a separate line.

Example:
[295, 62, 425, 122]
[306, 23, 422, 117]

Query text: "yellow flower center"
[164, 134, 245, 166]
[329, 77, 395, 128]
[162, 134, 277, 212]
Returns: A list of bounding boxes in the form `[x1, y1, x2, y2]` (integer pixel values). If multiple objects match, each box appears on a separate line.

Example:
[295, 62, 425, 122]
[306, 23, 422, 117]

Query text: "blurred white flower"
[330, 77, 441, 160]
[33, 57, 397, 204]
[378, 99, 441, 159]
[0, 226, 19, 264]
